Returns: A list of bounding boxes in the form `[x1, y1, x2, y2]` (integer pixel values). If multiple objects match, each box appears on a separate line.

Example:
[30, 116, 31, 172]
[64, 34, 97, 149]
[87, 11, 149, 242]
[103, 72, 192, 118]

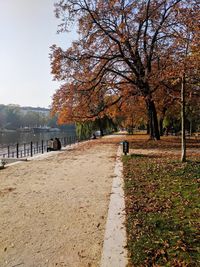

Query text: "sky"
[0, 0, 77, 108]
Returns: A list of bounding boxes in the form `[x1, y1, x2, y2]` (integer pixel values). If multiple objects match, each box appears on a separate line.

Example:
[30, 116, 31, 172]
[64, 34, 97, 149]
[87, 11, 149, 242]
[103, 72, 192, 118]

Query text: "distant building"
[20, 106, 50, 116]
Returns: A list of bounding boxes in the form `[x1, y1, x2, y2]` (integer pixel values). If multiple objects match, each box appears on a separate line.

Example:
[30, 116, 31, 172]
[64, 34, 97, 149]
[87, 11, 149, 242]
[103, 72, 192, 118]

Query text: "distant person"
[91, 133, 96, 139]
[47, 138, 54, 152]
[55, 137, 62, 150]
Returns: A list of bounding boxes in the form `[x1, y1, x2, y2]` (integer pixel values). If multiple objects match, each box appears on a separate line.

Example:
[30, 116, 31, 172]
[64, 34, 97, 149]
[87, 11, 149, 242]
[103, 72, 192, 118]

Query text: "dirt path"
[0, 140, 118, 267]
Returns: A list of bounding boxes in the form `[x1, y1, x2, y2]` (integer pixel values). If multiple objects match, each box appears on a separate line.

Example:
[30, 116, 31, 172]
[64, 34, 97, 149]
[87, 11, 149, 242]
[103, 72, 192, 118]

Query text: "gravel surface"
[0, 140, 117, 267]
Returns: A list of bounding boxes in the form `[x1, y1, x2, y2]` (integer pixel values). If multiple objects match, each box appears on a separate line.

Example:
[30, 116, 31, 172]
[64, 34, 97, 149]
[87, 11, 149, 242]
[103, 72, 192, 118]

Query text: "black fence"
[0, 136, 77, 159]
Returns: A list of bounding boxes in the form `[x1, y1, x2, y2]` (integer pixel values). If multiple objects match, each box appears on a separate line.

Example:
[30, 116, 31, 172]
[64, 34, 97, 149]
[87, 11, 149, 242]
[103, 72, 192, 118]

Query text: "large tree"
[51, 0, 198, 140]
[156, 0, 200, 161]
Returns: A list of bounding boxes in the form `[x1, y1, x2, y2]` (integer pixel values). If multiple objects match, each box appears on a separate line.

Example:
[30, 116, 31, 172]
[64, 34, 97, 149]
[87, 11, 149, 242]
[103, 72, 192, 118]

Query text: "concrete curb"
[100, 145, 128, 267]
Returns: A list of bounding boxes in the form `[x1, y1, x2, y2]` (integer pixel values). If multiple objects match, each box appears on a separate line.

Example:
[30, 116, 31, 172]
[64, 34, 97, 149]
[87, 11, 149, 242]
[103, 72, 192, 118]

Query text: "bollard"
[24, 143, 26, 157]
[42, 140, 44, 154]
[8, 146, 10, 158]
[30, 142, 33, 157]
[16, 143, 19, 158]
[123, 140, 129, 155]
[36, 142, 39, 153]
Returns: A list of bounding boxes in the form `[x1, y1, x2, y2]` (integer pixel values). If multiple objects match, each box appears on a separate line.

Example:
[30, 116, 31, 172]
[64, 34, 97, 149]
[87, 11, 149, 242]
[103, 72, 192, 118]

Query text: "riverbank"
[0, 130, 77, 158]
[0, 137, 124, 267]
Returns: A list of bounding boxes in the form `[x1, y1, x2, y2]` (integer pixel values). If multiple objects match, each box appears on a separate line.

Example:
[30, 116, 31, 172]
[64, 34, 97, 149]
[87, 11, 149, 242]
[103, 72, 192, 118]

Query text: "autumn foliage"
[50, 0, 200, 139]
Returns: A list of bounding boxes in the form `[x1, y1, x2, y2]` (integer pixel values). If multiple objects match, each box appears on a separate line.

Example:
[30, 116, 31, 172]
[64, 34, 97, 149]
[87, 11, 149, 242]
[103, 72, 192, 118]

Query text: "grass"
[122, 136, 200, 266]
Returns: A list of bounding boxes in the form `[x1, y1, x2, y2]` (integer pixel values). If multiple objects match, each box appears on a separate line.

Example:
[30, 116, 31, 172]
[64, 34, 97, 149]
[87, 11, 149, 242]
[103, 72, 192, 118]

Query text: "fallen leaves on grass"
[123, 136, 200, 266]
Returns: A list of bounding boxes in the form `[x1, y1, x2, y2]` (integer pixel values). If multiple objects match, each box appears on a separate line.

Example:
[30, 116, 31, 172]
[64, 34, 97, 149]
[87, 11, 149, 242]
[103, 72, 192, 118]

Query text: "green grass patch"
[123, 155, 200, 266]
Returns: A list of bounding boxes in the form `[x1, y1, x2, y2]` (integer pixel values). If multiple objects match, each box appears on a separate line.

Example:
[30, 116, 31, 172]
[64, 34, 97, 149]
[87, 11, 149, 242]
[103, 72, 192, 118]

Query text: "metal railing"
[0, 136, 77, 159]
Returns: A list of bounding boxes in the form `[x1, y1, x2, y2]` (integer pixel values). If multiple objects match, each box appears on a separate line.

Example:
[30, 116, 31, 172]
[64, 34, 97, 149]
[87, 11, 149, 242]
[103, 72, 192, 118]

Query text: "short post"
[42, 140, 44, 154]
[24, 143, 26, 157]
[123, 140, 129, 155]
[64, 137, 66, 146]
[16, 143, 19, 158]
[30, 142, 33, 157]
[8, 146, 10, 158]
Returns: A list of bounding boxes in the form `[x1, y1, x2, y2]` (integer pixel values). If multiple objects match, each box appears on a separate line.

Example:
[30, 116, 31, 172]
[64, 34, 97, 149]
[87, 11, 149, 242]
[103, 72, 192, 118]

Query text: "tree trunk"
[181, 74, 186, 162]
[189, 119, 192, 137]
[159, 118, 164, 136]
[146, 123, 150, 134]
[159, 108, 167, 136]
[109, 118, 118, 132]
[97, 119, 104, 136]
[146, 98, 160, 140]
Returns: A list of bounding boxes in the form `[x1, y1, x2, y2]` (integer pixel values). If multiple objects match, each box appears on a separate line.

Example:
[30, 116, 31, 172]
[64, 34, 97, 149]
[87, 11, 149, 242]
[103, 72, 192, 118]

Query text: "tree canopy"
[51, 0, 200, 139]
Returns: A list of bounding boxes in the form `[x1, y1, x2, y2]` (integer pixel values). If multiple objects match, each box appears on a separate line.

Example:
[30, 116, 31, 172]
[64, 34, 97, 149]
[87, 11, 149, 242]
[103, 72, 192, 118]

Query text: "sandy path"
[0, 141, 117, 267]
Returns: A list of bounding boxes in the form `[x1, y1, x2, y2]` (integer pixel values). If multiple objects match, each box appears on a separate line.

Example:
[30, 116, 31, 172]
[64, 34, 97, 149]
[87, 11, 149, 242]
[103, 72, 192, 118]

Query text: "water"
[0, 131, 75, 147]
[0, 130, 76, 157]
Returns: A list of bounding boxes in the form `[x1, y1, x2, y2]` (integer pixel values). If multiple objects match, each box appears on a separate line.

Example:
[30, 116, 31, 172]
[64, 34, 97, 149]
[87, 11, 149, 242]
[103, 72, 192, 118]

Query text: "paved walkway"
[0, 136, 127, 267]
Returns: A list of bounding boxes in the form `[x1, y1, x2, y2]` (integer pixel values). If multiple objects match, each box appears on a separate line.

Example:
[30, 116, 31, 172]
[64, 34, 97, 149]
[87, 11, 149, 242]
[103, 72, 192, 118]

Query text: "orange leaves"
[50, 0, 199, 137]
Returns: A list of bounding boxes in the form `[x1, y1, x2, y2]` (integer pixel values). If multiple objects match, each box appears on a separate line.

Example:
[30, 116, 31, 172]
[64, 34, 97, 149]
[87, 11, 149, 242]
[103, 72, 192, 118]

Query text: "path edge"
[100, 145, 128, 267]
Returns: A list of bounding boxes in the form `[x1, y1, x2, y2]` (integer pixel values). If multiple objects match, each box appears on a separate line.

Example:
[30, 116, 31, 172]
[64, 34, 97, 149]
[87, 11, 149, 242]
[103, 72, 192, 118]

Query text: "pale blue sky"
[0, 0, 77, 108]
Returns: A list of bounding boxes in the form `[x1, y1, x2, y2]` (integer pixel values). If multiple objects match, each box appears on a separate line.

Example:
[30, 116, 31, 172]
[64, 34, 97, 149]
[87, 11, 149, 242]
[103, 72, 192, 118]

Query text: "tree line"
[0, 104, 58, 130]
